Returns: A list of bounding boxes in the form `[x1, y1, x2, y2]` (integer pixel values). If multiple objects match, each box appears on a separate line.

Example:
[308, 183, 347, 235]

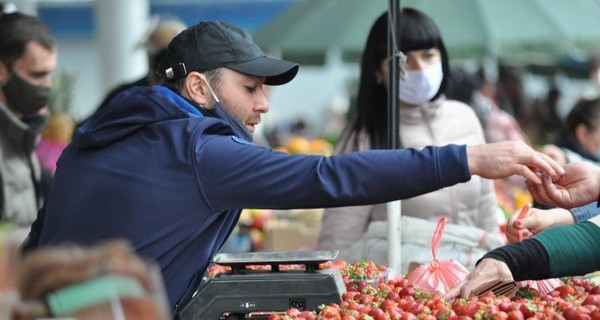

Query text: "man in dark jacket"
[24, 20, 563, 313]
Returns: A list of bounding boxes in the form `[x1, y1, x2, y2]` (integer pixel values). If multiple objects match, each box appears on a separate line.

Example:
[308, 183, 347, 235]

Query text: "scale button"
[240, 302, 257, 309]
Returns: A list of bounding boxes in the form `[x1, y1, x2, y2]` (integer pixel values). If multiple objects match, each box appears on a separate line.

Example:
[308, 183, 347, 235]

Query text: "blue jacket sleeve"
[193, 134, 471, 211]
[569, 202, 600, 223]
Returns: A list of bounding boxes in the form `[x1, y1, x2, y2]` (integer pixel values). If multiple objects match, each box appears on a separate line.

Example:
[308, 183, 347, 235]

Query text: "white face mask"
[399, 61, 443, 105]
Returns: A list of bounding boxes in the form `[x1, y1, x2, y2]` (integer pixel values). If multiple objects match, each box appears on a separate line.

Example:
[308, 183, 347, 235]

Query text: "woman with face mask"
[317, 8, 504, 273]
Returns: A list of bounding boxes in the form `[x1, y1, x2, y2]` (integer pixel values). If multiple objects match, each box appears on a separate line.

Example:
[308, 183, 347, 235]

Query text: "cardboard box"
[264, 220, 320, 252]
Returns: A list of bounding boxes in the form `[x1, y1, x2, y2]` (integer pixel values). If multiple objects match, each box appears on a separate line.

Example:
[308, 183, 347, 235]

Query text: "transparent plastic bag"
[407, 216, 470, 294]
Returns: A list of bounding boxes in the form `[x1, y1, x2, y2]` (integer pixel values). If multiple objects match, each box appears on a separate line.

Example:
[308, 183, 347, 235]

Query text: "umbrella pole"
[387, 0, 402, 276]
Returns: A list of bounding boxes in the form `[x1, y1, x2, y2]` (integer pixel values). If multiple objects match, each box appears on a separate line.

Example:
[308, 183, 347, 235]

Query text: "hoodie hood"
[75, 86, 216, 149]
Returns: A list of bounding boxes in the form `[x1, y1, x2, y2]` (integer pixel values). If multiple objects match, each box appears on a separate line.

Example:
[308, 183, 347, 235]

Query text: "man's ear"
[184, 71, 211, 106]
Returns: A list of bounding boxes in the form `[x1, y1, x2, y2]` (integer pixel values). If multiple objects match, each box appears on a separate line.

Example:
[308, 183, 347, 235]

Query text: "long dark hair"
[339, 8, 450, 150]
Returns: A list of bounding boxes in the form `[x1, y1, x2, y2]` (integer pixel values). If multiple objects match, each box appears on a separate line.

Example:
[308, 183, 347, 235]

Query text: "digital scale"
[176, 250, 346, 320]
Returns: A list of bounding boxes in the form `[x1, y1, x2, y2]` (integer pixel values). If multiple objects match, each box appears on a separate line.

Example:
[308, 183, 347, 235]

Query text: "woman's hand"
[505, 207, 574, 243]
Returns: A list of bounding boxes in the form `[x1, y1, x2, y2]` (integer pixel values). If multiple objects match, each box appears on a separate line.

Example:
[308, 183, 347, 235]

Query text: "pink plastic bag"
[513, 204, 562, 295]
[407, 216, 469, 294]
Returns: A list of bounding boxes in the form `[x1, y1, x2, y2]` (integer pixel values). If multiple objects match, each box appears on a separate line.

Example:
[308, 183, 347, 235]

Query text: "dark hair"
[339, 8, 449, 150]
[0, 12, 55, 70]
[564, 98, 600, 141]
[338, 11, 389, 150]
[399, 8, 450, 100]
[552, 97, 600, 161]
[160, 66, 222, 96]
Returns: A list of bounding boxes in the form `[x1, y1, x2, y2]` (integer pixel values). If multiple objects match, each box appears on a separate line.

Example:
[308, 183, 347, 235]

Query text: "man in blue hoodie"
[24, 21, 563, 313]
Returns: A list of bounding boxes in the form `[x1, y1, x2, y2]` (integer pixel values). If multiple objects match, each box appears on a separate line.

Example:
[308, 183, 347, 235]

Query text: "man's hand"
[467, 140, 564, 184]
[444, 258, 514, 300]
[505, 207, 574, 243]
[527, 161, 600, 209]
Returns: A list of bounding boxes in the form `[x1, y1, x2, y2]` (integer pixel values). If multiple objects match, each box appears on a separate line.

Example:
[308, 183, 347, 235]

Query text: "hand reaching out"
[467, 140, 563, 184]
[527, 161, 600, 209]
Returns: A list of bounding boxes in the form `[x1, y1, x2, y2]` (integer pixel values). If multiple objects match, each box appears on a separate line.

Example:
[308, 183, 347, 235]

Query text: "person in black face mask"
[0, 12, 57, 229]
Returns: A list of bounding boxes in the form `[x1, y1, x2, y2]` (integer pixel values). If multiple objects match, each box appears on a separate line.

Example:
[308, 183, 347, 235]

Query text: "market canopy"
[405, 0, 600, 63]
[254, 0, 387, 65]
[255, 0, 600, 65]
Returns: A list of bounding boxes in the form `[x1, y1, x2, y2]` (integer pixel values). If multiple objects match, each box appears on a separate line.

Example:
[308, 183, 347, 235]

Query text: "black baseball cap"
[160, 21, 299, 86]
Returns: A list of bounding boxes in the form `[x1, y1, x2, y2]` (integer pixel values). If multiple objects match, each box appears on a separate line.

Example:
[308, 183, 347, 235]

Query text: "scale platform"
[176, 251, 346, 320]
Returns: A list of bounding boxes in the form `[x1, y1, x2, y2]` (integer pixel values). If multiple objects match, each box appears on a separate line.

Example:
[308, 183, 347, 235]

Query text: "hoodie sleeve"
[193, 133, 471, 211]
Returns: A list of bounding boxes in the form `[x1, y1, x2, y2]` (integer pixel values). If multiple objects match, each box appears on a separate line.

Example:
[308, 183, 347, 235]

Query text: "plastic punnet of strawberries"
[269, 260, 600, 320]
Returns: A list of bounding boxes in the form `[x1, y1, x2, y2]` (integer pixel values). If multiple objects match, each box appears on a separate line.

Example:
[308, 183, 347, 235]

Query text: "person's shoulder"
[443, 99, 475, 111]
[443, 99, 481, 121]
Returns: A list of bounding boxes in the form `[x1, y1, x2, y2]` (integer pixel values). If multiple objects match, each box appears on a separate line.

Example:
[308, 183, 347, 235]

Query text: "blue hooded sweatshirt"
[27, 86, 471, 312]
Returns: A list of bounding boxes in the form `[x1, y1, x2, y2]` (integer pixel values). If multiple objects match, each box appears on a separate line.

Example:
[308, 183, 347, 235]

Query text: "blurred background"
[6, 0, 600, 147]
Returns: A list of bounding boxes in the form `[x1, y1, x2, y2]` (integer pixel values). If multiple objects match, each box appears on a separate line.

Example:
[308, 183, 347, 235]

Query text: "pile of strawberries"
[265, 260, 600, 320]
